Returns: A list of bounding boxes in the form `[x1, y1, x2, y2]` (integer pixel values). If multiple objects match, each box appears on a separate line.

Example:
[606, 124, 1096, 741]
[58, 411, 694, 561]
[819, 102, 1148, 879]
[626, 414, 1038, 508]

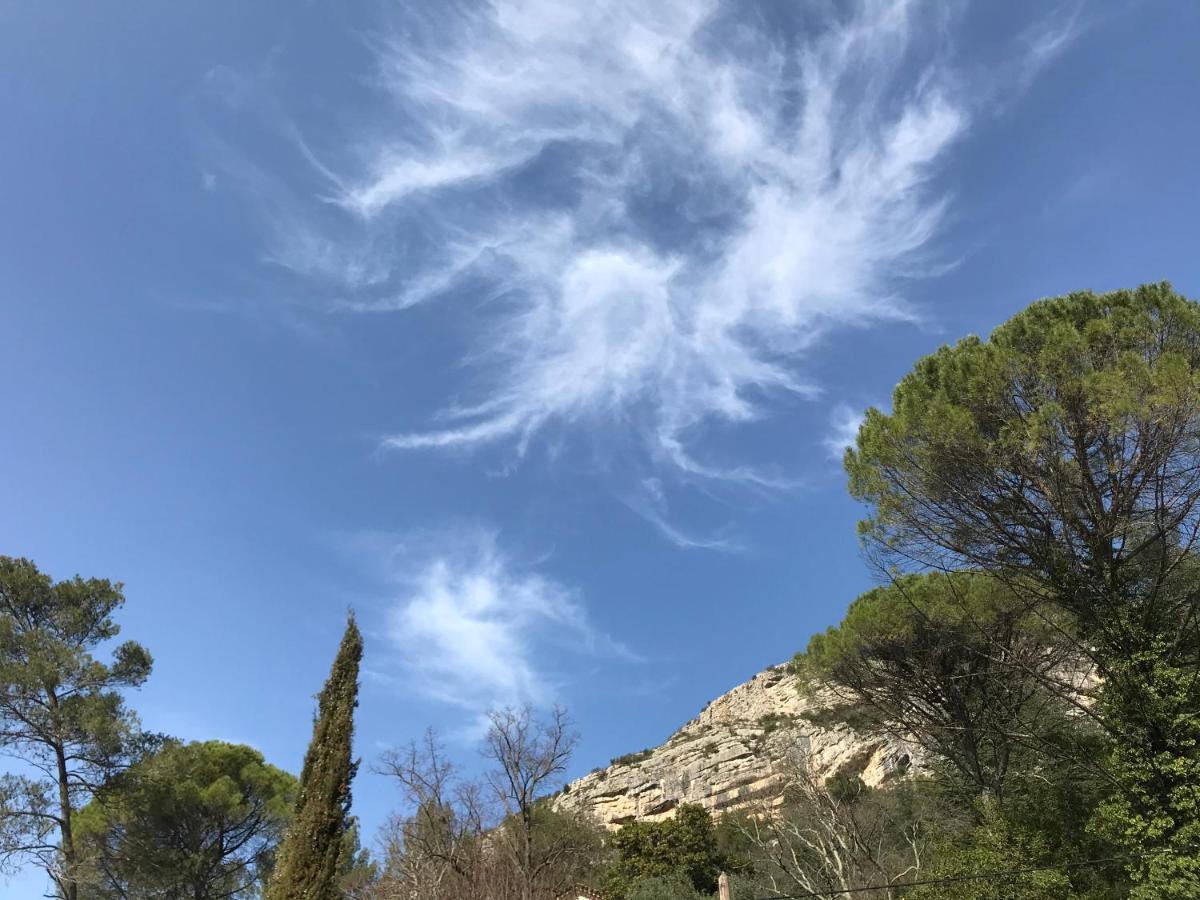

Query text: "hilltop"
[557, 663, 920, 828]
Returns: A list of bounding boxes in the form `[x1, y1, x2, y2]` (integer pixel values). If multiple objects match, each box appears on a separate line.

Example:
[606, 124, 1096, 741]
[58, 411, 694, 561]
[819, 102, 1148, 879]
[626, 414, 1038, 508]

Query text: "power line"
[742, 845, 1193, 899]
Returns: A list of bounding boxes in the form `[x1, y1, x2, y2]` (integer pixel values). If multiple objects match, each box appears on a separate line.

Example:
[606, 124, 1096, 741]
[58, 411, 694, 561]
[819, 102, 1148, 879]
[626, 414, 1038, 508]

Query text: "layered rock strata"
[557, 664, 919, 828]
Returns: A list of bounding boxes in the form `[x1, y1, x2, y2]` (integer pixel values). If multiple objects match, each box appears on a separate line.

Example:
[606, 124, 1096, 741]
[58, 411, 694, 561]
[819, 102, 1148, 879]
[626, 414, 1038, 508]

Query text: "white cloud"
[255, 0, 1079, 484]
[624, 478, 744, 552]
[382, 529, 634, 714]
[824, 403, 867, 460]
[273, 1, 970, 477]
[1018, 2, 1086, 74]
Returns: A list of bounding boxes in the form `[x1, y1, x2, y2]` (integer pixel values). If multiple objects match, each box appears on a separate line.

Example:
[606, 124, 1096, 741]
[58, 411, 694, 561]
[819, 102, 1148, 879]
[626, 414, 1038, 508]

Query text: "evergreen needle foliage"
[74, 740, 296, 898]
[266, 615, 363, 900]
[0, 556, 152, 900]
[845, 283, 1200, 897]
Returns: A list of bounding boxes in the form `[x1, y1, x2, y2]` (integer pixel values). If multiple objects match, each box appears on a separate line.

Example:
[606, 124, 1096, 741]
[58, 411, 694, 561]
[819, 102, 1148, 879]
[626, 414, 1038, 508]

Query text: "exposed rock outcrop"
[557, 664, 920, 829]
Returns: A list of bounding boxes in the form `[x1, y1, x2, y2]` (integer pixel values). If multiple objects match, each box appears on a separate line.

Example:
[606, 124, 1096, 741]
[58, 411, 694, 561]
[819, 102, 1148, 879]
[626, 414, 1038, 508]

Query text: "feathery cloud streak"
[383, 529, 634, 715]
[281, 1, 1072, 477]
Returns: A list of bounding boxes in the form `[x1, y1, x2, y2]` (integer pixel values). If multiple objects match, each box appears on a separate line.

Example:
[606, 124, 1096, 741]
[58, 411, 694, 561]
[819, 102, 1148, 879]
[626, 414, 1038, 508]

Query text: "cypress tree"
[266, 614, 363, 900]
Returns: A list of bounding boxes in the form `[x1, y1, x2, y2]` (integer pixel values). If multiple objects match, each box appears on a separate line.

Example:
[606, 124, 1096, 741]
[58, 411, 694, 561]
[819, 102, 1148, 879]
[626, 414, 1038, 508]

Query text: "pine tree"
[845, 284, 1200, 896]
[266, 614, 363, 900]
[0, 556, 153, 900]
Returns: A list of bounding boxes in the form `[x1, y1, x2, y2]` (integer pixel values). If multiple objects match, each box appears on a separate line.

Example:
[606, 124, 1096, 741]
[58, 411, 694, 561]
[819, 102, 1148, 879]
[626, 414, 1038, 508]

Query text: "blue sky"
[3, 0, 1200, 890]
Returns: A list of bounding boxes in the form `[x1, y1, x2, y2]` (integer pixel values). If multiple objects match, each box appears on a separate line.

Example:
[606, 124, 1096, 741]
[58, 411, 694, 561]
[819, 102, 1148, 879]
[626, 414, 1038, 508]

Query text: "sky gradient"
[4, 0, 1200, 892]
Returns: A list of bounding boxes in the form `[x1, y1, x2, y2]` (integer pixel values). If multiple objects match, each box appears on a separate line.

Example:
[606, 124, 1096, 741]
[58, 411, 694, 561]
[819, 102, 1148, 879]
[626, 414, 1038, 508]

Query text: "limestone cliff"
[556, 664, 919, 828]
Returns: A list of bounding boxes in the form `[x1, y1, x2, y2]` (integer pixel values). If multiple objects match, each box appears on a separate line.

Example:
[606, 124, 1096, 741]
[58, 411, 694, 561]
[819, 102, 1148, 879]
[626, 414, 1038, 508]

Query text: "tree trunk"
[45, 685, 78, 900]
[521, 811, 533, 900]
[54, 740, 77, 900]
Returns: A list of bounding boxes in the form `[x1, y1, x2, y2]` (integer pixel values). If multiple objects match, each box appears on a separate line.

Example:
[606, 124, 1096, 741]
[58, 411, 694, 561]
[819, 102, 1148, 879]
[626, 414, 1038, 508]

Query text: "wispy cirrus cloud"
[1016, 1, 1087, 80]
[356, 0, 962, 480]
[624, 477, 745, 552]
[378, 528, 635, 716]
[823, 403, 868, 461]
[249, 1, 1081, 485]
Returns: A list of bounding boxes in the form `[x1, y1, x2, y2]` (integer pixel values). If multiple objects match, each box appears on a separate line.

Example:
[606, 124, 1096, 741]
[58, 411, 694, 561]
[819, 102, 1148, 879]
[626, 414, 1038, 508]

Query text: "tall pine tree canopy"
[845, 283, 1200, 897]
[266, 615, 362, 900]
[74, 740, 296, 899]
[0, 556, 152, 900]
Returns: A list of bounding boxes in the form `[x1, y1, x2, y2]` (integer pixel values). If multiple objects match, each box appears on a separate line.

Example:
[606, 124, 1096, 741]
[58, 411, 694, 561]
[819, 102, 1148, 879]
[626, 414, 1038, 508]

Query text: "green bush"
[604, 805, 727, 898]
[625, 874, 710, 900]
[612, 748, 654, 767]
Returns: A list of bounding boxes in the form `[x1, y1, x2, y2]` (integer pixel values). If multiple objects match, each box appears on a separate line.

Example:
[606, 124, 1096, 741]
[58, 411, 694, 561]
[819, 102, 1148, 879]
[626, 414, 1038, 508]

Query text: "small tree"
[376, 712, 603, 900]
[74, 740, 296, 898]
[376, 730, 489, 900]
[0, 556, 152, 900]
[485, 705, 593, 900]
[265, 614, 362, 900]
[604, 805, 727, 899]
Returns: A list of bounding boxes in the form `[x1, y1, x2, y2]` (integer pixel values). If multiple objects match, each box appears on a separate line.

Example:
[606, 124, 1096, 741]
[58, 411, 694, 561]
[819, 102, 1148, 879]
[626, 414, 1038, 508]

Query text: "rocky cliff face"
[557, 664, 919, 829]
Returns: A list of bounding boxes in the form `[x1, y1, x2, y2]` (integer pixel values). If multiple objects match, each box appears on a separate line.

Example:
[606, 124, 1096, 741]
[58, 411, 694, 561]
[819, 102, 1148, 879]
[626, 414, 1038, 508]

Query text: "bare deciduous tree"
[484, 705, 579, 900]
[732, 752, 932, 900]
[374, 730, 488, 900]
[373, 709, 602, 900]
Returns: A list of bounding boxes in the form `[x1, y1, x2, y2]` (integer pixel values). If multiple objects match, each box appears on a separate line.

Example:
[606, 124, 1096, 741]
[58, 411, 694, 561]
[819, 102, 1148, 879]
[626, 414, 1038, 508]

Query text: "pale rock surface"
[556, 664, 921, 829]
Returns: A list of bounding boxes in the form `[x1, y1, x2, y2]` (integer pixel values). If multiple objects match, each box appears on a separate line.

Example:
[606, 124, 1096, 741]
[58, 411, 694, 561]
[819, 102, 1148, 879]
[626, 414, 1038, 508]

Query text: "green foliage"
[893, 766, 1126, 899]
[846, 283, 1200, 631]
[0, 556, 152, 900]
[505, 803, 607, 891]
[74, 740, 296, 898]
[798, 572, 1050, 679]
[336, 821, 379, 898]
[710, 810, 756, 883]
[756, 713, 785, 733]
[825, 772, 867, 804]
[755, 713, 793, 736]
[842, 283, 1200, 895]
[612, 748, 654, 767]
[624, 873, 710, 900]
[795, 571, 1079, 803]
[604, 805, 727, 899]
[1091, 646, 1200, 898]
[265, 615, 363, 900]
[793, 698, 879, 732]
[909, 807, 1072, 900]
